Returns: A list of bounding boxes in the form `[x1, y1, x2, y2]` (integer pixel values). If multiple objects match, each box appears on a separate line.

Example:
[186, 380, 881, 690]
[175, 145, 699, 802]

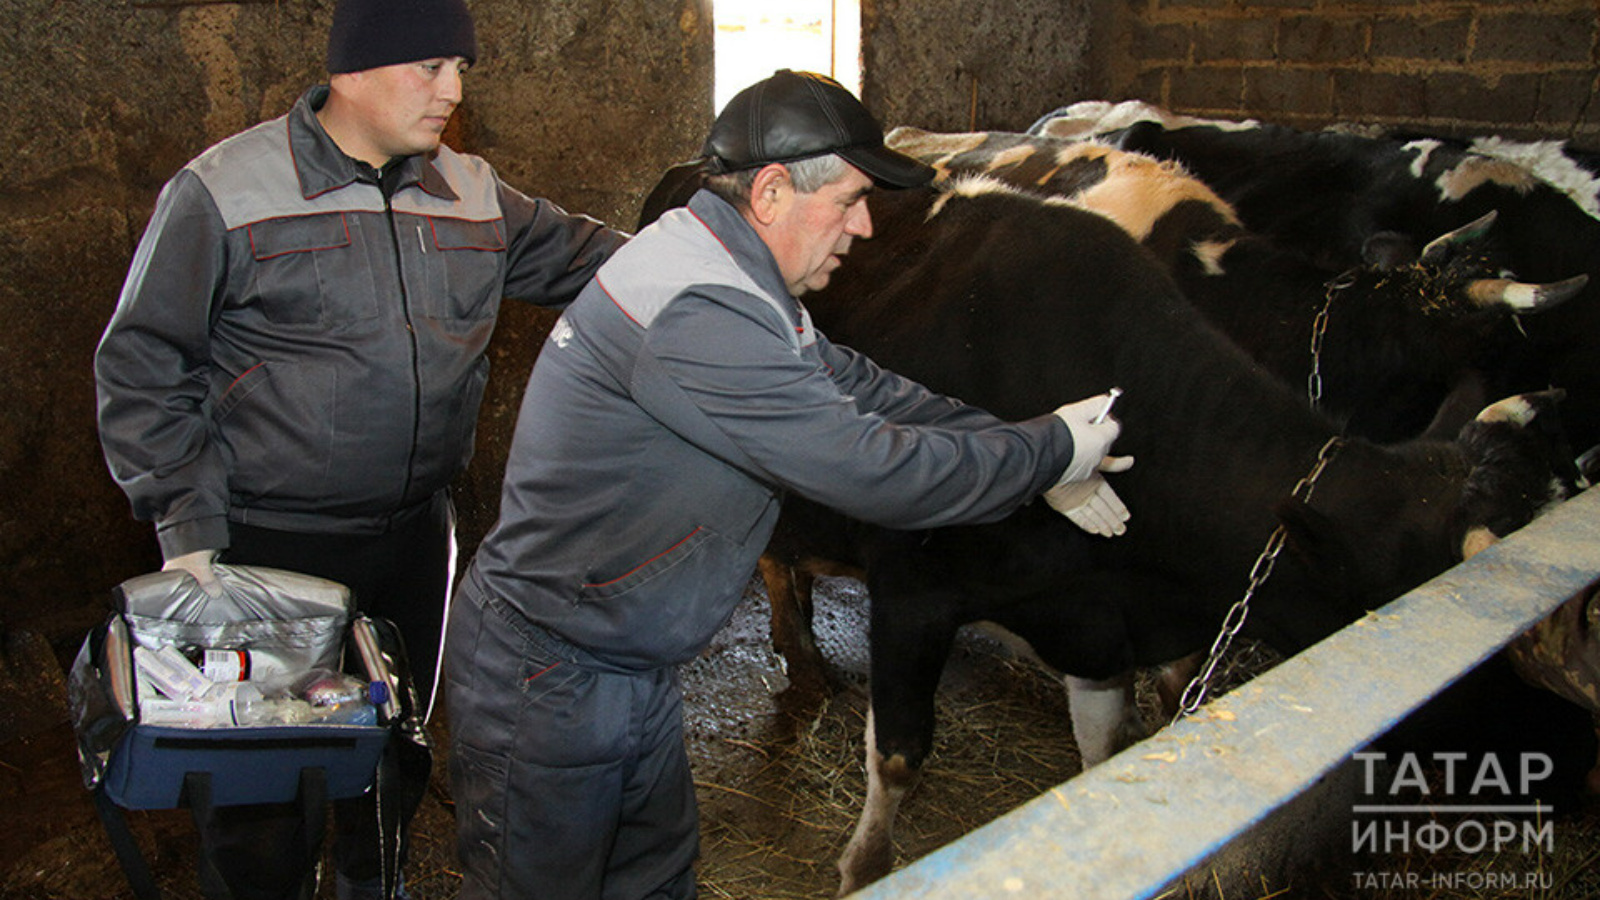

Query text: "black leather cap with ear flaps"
[702, 69, 934, 188]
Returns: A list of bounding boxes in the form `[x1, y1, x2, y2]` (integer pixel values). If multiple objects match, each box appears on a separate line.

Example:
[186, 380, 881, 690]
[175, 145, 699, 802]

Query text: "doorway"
[713, 0, 862, 114]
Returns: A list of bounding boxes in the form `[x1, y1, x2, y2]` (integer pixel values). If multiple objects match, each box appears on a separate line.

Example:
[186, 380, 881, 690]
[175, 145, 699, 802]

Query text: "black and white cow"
[885, 127, 1587, 443]
[1030, 101, 1600, 450]
[791, 181, 1587, 893]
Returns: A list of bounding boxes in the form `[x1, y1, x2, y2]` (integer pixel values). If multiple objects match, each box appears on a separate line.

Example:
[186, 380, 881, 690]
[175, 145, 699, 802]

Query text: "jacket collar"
[685, 189, 798, 309]
[287, 85, 460, 203]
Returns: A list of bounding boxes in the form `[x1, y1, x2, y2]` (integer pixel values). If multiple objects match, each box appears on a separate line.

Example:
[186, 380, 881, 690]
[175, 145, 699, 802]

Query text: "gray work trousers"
[445, 571, 699, 900]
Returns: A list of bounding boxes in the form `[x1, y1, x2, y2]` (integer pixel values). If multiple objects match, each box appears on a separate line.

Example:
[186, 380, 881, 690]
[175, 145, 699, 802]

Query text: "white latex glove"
[163, 548, 223, 598]
[1044, 456, 1135, 536]
[1053, 393, 1126, 483]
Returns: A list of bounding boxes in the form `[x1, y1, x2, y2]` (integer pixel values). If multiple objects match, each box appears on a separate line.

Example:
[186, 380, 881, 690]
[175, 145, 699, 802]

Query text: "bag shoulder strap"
[93, 783, 163, 900]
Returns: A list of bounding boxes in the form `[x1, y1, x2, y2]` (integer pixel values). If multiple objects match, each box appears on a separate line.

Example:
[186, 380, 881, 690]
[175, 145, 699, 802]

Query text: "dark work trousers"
[202, 493, 453, 900]
[445, 570, 699, 900]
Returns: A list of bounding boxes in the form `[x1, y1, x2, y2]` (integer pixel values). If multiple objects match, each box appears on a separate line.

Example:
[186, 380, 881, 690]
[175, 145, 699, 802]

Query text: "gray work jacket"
[469, 189, 1075, 671]
[95, 86, 624, 558]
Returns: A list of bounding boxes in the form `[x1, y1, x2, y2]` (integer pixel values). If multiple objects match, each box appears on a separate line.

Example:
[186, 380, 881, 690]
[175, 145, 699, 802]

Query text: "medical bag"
[67, 564, 428, 899]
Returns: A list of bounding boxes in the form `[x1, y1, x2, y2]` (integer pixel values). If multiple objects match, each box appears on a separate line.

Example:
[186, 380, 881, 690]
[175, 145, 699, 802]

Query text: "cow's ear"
[1361, 230, 1418, 269]
[1274, 497, 1356, 588]
[637, 158, 709, 230]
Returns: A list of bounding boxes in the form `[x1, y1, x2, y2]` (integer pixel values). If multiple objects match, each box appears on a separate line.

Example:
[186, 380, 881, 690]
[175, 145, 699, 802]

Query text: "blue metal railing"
[850, 487, 1600, 900]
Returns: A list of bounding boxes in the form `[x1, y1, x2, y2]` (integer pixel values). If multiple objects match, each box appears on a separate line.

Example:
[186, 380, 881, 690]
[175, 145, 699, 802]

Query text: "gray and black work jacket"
[468, 189, 1076, 671]
[95, 86, 624, 559]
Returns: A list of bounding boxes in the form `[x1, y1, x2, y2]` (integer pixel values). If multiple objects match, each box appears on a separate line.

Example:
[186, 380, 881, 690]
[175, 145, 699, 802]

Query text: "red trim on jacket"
[583, 527, 702, 588]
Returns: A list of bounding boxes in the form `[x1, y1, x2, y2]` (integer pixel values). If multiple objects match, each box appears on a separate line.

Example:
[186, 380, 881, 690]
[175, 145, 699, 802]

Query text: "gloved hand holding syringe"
[1047, 388, 1133, 536]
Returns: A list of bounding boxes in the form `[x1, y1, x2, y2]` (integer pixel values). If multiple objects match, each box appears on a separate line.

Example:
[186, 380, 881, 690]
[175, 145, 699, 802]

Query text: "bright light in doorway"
[714, 0, 861, 115]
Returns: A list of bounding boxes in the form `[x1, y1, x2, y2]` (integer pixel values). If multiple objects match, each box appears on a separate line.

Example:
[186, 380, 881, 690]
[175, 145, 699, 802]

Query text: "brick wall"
[1095, 0, 1600, 148]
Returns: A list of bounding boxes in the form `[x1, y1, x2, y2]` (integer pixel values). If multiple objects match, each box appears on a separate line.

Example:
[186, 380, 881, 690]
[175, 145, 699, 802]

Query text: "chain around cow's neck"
[1171, 435, 1345, 723]
[1307, 269, 1359, 408]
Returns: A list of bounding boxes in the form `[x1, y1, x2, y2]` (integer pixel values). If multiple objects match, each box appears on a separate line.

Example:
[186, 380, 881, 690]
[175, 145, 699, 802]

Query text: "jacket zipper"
[385, 193, 425, 516]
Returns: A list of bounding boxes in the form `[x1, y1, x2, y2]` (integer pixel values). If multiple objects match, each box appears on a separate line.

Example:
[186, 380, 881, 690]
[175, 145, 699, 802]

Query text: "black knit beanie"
[326, 0, 478, 74]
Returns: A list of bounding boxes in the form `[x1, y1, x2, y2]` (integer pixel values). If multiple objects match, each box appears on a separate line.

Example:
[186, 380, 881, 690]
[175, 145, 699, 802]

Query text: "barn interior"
[4, 1, 1600, 898]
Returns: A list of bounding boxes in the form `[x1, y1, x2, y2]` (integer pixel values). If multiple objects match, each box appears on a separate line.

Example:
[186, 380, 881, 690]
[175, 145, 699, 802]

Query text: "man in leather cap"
[444, 69, 1130, 899]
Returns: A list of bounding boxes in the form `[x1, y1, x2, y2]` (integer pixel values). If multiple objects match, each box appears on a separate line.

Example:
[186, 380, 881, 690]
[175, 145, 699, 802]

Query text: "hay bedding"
[683, 575, 1085, 900]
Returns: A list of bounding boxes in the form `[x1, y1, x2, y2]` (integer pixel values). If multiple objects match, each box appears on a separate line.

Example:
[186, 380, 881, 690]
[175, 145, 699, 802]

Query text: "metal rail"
[850, 487, 1600, 900]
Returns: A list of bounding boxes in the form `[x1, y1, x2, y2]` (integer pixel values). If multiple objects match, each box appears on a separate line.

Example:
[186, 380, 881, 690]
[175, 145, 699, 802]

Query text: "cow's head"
[1272, 391, 1576, 616]
[1453, 389, 1582, 556]
[1391, 211, 1586, 318]
[1329, 213, 1588, 440]
[1351, 212, 1585, 325]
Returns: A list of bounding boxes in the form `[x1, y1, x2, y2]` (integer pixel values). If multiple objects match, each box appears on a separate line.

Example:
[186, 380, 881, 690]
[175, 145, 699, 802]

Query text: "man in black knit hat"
[94, 0, 625, 896]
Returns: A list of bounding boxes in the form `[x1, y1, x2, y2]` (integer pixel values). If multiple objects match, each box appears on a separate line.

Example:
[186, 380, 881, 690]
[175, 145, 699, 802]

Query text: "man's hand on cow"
[1045, 456, 1135, 536]
[162, 548, 224, 599]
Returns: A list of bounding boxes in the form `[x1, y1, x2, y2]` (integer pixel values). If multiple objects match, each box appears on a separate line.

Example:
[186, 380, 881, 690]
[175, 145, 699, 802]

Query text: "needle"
[1092, 387, 1124, 425]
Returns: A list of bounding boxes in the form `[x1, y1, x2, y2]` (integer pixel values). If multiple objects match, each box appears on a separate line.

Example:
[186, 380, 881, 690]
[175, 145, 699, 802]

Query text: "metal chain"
[1171, 436, 1345, 722]
[1307, 269, 1358, 408]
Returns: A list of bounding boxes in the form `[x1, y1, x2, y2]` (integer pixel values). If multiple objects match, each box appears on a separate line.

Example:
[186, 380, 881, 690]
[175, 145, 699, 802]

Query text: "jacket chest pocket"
[246, 213, 379, 325]
[419, 216, 506, 321]
[581, 526, 715, 600]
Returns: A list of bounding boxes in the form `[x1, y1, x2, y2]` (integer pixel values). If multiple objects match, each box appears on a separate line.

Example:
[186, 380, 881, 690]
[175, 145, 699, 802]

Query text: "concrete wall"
[861, 0, 1095, 132]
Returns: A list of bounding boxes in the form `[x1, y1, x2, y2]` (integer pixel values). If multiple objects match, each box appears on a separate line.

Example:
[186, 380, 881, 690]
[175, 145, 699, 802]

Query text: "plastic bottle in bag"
[227, 682, 316, 726]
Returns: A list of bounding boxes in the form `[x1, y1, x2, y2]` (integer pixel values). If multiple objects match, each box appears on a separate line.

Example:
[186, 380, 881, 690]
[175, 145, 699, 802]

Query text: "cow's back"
[809, 184, 1351, 614]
